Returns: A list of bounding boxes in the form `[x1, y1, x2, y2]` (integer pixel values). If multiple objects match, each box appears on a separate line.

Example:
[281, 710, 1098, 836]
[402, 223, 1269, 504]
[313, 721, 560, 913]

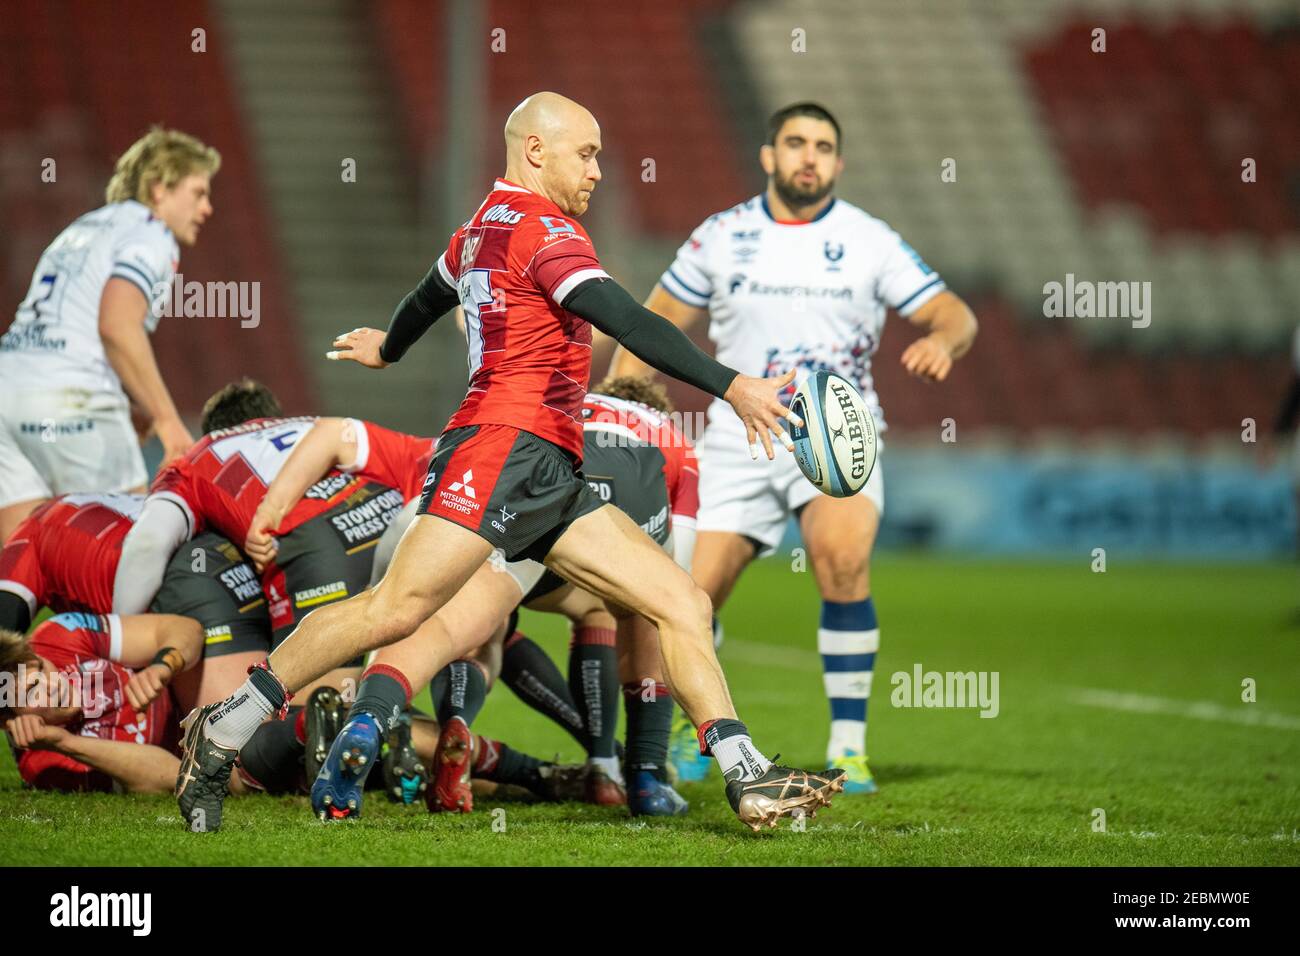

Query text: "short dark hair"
[591, 375, 674, 414]
[201, 378, 282, 434]
[767, 102, 842, 153]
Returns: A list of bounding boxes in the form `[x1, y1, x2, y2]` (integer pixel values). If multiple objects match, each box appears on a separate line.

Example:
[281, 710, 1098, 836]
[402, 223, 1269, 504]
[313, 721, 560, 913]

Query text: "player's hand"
[245, 501, 284, 573]
[327, 328, 389, 369]
[125, 663, 172, 712]
[5, 714, 69, 751]
[156, 417, 195, 466]
[723, 369, 802, 461]
[900, 335, 953, 382]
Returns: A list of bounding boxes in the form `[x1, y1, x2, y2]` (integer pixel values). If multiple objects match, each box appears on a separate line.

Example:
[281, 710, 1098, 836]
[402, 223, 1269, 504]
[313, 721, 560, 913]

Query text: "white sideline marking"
[1068, 687, 1300, 731]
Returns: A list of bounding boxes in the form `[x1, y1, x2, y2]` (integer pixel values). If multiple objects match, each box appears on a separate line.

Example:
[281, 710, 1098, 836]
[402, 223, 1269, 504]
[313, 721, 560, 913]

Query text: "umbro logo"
[448, 470, 476, 499]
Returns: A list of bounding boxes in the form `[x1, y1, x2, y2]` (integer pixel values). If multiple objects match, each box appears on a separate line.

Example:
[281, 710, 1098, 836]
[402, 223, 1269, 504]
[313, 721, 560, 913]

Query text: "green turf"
[4, 555, 1299, 866]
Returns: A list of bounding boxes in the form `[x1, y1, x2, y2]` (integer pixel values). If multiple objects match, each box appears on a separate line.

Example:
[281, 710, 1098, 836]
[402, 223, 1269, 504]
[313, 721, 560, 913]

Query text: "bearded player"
[613, 102, 979, 793]
[175, 91, 847, 834]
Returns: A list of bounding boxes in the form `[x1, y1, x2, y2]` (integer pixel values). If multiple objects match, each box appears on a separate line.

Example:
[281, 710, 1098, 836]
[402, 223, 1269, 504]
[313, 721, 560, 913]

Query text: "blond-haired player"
[0, 127, 219, 542]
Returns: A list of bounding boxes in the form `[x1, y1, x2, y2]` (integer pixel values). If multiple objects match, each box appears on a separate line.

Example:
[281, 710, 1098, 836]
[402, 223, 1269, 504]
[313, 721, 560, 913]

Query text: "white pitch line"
[1068, 687, 1300, 731]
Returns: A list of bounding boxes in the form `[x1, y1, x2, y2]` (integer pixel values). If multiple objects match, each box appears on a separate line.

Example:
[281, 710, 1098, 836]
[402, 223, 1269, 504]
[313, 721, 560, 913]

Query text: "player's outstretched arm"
[244, 417, 362, 570]
[6, 715, 180, 794]
[327, 262, 461, 368]
[608, 283, 708, 380]
[112, 497, 192, 614]
[99, 277, 194, 464]
[899, 290, 978, 383]
[564, 277, 801, 460]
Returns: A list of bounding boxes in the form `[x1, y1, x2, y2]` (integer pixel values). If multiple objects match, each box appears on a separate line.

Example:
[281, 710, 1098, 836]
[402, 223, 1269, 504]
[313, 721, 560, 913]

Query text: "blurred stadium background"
[3, 0, 1297, 560]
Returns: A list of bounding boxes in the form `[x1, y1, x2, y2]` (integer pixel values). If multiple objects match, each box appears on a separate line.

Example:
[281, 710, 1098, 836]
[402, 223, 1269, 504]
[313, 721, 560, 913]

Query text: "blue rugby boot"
[628, 770, 689, 817]
[311, 712, 380, 821]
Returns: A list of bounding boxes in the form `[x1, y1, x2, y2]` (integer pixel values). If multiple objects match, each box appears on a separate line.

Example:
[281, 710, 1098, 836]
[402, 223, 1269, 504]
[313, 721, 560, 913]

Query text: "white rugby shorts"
[0, 389, 147, 508]
[695, 425, 883, 556]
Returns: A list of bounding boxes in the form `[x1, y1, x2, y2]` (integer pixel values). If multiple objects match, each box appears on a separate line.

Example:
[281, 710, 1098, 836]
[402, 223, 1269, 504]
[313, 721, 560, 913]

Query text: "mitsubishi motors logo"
[448, 470, 476, 499]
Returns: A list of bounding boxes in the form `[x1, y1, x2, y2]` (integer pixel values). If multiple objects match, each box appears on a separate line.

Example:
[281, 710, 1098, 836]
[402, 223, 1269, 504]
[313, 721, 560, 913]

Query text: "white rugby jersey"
[660, 194, 945, 433]
[0, 200, 179, 395]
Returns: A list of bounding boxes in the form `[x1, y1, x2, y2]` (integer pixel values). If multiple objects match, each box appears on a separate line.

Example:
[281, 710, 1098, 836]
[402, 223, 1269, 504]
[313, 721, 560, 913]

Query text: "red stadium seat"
[0, 0, 312, 418]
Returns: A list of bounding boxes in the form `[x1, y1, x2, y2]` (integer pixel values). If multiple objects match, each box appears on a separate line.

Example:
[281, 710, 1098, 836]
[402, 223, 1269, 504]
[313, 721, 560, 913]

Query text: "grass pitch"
[3, 555, 1298, 866]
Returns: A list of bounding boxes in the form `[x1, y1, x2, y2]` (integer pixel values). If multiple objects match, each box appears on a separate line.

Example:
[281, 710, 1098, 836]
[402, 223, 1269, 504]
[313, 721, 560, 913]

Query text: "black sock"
[501, 631, 585, 745]
[431, 659, 488, 727]
[237, 712, 304, 795]
[474, 735, 547, 793]
[248, 663, 287, 714]
[623, 681, 672, 780]
[568, 624, 619, 758]
[350, 666, 411, 730]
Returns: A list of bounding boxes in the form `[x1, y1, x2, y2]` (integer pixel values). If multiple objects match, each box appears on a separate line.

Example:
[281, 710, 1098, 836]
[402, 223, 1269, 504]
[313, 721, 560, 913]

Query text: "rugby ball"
[787, 370, 877, 498]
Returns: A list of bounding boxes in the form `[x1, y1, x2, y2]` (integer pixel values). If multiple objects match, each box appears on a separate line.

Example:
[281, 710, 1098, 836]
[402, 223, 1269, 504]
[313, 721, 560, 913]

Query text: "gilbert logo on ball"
[788, 370, 877, 497]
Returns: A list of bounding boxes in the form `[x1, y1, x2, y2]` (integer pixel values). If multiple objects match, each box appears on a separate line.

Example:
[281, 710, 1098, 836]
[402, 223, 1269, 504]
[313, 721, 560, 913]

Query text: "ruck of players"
[1, 93, 977, 833]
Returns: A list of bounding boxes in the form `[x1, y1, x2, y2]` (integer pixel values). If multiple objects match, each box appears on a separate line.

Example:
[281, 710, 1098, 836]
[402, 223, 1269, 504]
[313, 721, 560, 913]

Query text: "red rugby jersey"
[439, 179, 609, 461]
[149, 417, 434, 543]
[18, 613, 174, 790]
[0, 493, 141, 618]
[580, 393, 699, 526]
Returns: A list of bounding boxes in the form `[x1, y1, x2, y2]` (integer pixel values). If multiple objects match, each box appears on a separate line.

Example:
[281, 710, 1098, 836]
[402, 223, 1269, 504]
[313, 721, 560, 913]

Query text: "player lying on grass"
[242, 377, 697, 817]
[0, 611, 225, 793]
[111, 380, 434, 700]
[613, 101, 979, 793]
[0, 493, 271, 713]
[177, 91, 845, 834]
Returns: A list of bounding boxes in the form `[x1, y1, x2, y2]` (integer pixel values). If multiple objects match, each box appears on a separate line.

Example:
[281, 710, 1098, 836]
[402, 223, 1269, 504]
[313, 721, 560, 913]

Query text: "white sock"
[708, 729, 772, 782]
[205, 678, 276, 751]
[828, 719, 867, 760]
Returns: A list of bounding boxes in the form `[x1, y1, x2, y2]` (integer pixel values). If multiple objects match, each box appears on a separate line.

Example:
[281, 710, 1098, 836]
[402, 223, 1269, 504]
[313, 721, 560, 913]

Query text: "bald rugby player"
[175, 92, 846, 833]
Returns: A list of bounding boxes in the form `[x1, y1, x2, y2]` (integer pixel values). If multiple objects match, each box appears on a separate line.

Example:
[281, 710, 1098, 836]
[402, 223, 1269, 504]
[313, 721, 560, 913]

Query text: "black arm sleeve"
[379, 263, 461, 364]
[562, 277, 738, 399]
[1275, 375, 1300, 435]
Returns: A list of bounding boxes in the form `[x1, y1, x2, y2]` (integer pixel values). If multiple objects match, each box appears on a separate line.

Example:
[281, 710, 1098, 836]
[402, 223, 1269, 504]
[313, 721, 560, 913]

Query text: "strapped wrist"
[151, 646, 185, 675]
